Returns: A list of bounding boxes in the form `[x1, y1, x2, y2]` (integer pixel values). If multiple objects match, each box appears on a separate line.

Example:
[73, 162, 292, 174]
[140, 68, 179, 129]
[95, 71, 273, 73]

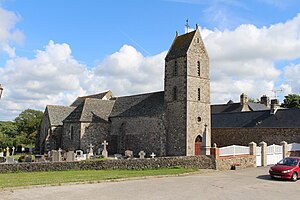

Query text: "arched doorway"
[195, 135, 202, 155]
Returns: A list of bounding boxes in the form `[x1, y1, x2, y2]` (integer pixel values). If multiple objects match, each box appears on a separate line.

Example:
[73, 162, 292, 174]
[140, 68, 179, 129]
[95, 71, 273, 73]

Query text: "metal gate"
[267, 144, 283, 165]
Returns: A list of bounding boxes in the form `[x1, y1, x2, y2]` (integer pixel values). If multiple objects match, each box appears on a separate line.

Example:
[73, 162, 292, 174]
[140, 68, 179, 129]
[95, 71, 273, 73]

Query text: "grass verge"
[0, 167, 197, 189]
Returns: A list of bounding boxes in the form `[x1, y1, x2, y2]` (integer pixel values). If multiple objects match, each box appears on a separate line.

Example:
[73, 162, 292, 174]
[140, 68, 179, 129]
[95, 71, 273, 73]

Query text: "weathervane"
[185, 19, 190, 33]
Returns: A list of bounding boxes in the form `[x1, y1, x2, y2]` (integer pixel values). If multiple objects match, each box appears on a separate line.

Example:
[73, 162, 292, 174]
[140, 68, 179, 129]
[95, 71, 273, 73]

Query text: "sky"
[0, 0, 300, 121]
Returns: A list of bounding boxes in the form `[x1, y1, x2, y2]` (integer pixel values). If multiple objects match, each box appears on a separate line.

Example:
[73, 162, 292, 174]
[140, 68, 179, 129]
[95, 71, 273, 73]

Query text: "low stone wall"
[215, 155, 256, 171]
[0, 156, 215, 173]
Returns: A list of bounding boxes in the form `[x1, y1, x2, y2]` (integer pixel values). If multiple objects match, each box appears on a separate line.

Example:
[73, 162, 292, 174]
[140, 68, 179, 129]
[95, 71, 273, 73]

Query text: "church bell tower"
[164, 25, 211, 156]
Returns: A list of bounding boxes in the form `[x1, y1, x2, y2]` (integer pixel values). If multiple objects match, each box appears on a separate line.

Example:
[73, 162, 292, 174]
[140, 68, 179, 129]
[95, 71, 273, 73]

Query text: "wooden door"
[195, 135, 202, 155]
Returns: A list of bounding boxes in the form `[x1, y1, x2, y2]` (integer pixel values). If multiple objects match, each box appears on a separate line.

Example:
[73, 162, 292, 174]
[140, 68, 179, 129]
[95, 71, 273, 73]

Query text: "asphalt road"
[1, 166, 300, 200]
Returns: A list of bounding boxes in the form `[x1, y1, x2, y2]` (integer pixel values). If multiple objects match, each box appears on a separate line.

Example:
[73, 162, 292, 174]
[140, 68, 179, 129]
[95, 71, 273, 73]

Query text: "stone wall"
[215, 155, 256, 171]
[212, 128, 300, 147]
[110, 115, 166, 156]
[0, 156, 215, 173]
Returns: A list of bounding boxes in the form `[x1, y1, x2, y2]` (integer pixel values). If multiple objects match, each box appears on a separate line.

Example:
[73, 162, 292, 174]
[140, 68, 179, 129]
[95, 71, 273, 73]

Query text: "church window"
[197, 61, 200, 76]
[198, 88, 200, 101]
[70, 126, 74, 141]
[173, 86, 177, 101]
[174, 61, 178, 76]
[197, 38, 200, 43]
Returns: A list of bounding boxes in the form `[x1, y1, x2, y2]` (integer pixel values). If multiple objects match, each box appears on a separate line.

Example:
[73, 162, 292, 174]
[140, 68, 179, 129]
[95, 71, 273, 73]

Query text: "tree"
[281, 94, 300, 108]
[248, 98, 259, 103]
[14, 109, 43, 145]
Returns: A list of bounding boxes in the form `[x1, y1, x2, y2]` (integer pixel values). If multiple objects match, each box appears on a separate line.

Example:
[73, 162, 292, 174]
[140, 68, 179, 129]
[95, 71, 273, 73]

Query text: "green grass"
[0, 167, 197, 189]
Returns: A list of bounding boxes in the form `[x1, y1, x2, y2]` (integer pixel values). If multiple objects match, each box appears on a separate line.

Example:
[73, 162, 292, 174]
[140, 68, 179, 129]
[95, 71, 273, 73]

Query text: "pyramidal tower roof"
[165, 25, 201, 61]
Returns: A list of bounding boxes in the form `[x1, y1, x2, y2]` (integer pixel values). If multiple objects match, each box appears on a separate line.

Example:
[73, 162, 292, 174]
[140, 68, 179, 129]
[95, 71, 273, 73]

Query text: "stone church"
[36, 25, 211, 156]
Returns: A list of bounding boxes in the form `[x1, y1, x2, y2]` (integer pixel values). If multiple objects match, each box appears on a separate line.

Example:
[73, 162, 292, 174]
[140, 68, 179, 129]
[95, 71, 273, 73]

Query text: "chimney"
[270, 99, 279, 115]
[260, 95, 270, 107]
[240, 93, 248, 105]
[240, 93, 250, 112]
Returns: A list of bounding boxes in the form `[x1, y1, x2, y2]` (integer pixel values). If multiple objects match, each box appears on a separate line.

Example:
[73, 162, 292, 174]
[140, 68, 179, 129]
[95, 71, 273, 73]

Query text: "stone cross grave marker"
[150, 152, 156, 158]
[88, 144, 94, 158]
[6, 147, 9, 157]
[138, 150, 146, 159]
[12, 146, 15, 156]
[102, 140, 108, 158]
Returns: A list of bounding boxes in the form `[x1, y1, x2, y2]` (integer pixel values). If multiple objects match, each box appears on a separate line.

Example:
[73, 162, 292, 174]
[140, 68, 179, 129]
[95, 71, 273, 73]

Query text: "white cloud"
[0, 7, 24, 57]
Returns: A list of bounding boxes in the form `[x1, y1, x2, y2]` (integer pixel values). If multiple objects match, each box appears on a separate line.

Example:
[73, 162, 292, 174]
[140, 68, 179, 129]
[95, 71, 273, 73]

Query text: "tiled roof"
[70, 91, 112, 107]
[211, 102, 269, 114]
[46, 105, 75, 126]
[110, 91, 164, 117]
[165, 30, 196, 61]
[212, 108, 300, 128]
[64, 98, 115, 123]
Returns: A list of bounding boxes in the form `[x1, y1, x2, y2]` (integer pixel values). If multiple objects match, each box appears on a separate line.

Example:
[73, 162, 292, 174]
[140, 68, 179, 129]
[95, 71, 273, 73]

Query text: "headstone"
[101, 140, 108, 158]
[75, 150, 86, 161]
[114, 154, 123, 160]
[88, 144, 94, 158]
[58, 148, 62, 161]
[6, 156, 15, 164]
[25, 156, 32, 162]
[150, 152, 156, 158]
[125, 150, 133, 158]
[6, 147, 10, 157]
[138, 151, 146, 159]
[11, 146, 15, 156]
[0, 157, 5, 163]
[0, 152, 3, 157]
[52, 150, 59, 162]
[34, 155, 44, 162]
[66, 151, 75, 162]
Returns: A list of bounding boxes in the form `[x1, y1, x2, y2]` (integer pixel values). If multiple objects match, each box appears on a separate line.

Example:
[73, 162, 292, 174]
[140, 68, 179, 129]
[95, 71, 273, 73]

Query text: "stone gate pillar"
[259, 141, 267, 166]
[280, 141, 288, 158]
[249, 142, 257, 155]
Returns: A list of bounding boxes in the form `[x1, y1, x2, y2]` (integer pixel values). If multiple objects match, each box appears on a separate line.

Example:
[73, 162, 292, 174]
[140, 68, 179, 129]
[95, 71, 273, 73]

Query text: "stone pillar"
[210, 143, 219, 159]
[280, 141, 288, 158]
[249, 142, 257, 155]
[259, 141, 267, 166]
[201, 124, 211, 155]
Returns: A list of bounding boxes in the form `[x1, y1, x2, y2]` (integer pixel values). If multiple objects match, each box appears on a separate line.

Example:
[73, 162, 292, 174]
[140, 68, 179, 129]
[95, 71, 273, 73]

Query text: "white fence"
[218, 142, 300, 167]
[219, 145, 249, 156]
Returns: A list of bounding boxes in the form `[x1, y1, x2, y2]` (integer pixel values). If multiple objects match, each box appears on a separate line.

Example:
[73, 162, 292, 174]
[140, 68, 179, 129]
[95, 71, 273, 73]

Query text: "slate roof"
[165, 30, 196, 61]
[46, 105, 75, 126]
[212, 108, 300, 128]
[110, 91, 164, 118]
[70, 91, 112, 107]
[211, 102, 269, 114]
[64, 98, 115, 123]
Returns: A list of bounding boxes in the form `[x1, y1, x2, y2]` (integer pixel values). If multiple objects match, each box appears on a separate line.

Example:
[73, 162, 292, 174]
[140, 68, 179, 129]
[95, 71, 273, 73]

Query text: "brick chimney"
[270, 99, 279, 115]
[260, 95, 270, 107]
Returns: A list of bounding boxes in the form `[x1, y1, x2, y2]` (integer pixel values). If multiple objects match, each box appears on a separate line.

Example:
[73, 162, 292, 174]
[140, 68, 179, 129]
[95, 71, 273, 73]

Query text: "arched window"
[197, 61, 200, 76]
[173, 86, 177, 101]
[70, 126, 74, 140]
[174, 61, 178, 76]
[198, 88, 200, 101]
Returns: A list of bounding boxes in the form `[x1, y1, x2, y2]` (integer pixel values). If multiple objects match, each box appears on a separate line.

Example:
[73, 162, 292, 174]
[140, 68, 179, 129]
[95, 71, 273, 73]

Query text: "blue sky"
[0, 0, 300, 120]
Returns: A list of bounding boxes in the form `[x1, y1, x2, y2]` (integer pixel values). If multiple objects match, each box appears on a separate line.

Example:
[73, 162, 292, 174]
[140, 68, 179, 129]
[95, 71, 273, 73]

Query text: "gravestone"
[66, 151, 75, 162]
[88, 144, 94, 158]
[75, 150, 86, 161]
[35, 155, 45, 162]
[11, 146, 15, 156]
[150, 152, 156, 158]
[125, 150, 133, 158]
[0, 152, 3, 157]
[52, 150, 62, 162]
[138, 151, 146, 159]
[6, 147, 10, 157]
[0, 157, 5, 163]
[101, 140, 108, 158]
[6, 157, 15, 164]
[25, 156, 32, 162]
[114, 154, 123, 159]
